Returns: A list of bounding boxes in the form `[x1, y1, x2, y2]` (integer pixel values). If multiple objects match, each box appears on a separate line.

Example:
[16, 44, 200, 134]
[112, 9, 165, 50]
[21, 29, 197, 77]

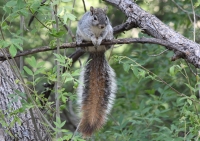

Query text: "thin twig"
[0, 26, 5, 40]
[148, 49, 169, 57]
[190, 0, 196, 41]
[20, 15, 24, 72]
[53, 3, 62, 139]
[82, 0, 87, 12]
[68, 0, 76, 36]
[28, 9, 51, 30]
[185, 60, 197, 75]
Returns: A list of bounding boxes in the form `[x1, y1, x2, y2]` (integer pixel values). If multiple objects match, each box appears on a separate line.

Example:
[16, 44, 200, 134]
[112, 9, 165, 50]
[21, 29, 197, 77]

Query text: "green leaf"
[13, 43, 23, 51]
[67, 13, 76, 21]
[132, 67, 139, 78]
[31, 56, 37, 67]
[187, 99, 192, 105]
[145, 89, 155, 95]
[194, 1, 200, 7]
[26, 56, 37, 68]
[190, 95, 197, 99]
[49, 39, 56, 48]
[62, 0, 71, 2]
[177, 97, 187, 103]
[9, 44, 17, 57]
[3, 6, 12, 14]
[34, 77, 41, 84]
[53, 53, 66, 64]
[185, 83, 196, 92]
[139, 69, 146, 78]
[123, 63, 130, 72]
[72, 69, 80, 77]
[23, 66, 33, 75]
[63, 73, 74, 83]
[6, 1, 17, 7]
[51, 0, 59, 6]
[169, 65, 175, 76]
[34, 67, 45, 75]
[19, 9, 29, 17]
[15, 90, 26, 99]
[49, 29, 65, 37]
[17, 0, 26, 9]
[30, 1, 41, 12]
[63, 14, 68, 24]
[37, 61, 45, 68]
[180, 63, 187, 69]
[59, 120, 66, 128]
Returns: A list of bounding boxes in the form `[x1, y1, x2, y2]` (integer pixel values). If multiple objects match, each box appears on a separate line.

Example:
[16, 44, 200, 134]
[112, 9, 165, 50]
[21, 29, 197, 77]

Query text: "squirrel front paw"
[91, 36, 98, 46]
[76, 40, 82, 46]
[96, 37, 103, 46]
[91, 36, 103, 47]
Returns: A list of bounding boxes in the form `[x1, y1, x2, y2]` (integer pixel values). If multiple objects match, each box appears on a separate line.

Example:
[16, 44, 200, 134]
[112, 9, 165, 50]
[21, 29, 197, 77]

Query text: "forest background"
[1, 0, 200, 140]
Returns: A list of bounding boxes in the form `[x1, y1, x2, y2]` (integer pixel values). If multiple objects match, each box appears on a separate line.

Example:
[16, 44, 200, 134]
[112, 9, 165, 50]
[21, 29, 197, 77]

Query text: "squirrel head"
[90, 6, 108, 29]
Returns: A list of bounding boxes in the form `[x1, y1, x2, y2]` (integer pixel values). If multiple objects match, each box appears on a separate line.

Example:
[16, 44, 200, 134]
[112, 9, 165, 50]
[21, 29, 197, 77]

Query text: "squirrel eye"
[94, 16, 97, 20]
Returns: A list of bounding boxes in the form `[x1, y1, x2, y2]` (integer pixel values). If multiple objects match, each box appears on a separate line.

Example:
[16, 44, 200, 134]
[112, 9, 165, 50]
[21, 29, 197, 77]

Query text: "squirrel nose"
[99, 25, 105, 29]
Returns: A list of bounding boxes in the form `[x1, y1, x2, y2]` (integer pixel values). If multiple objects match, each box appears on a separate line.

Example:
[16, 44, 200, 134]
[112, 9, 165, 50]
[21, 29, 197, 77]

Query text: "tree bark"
[0, 50, 51, 141]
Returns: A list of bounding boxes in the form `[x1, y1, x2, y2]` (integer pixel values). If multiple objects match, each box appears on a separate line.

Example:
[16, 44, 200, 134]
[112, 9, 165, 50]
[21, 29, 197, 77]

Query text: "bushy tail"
[78, 100, 107, 137]
[77, 52, 116, 137]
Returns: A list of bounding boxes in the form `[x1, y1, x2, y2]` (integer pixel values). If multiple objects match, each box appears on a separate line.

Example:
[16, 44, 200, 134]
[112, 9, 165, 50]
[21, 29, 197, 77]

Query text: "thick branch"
[0, 38, 187, 61]
[104, 0, 200, 68]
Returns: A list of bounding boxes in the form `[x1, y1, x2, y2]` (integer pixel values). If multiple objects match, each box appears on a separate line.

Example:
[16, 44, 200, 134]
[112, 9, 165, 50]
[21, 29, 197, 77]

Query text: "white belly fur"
[91, 26, 104, 38]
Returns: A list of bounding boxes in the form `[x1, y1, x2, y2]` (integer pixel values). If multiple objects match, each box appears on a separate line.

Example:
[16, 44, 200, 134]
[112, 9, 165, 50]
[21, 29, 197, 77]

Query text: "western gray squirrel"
[76, 6, 117, 137]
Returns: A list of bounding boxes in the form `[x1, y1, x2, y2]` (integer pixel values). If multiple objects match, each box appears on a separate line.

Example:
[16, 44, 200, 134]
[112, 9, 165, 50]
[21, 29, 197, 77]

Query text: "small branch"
[171, 50, 185, 61]
[28, 9, 51, 30]
[82, 0, 87, 12]
[0, 26, 5, 40]
[28, 0, 47, 27]
[54, 4, 61, 138]
[190, 0, 196, 41]
[148, 49, 169, 57]
[113, 22, 137, 35]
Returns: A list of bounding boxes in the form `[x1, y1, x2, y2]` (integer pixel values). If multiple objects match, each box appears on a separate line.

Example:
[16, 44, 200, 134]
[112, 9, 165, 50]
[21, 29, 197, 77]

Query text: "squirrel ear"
[90, 6, 94, 15]
[103, 6, 107, 13]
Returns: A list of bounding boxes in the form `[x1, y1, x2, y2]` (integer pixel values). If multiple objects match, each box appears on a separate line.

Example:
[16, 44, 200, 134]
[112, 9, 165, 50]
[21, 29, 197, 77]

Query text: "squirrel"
[76, 6, 117, 137]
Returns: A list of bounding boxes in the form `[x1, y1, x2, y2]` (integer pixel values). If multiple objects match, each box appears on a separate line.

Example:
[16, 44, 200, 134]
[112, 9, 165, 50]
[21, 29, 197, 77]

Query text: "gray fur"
[76, 6, 113, 51]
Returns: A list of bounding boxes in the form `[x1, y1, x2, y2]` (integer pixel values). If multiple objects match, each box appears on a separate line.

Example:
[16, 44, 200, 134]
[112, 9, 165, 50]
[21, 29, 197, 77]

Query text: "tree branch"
[0, 37, 189, 62]
[104, 0, 200, 68]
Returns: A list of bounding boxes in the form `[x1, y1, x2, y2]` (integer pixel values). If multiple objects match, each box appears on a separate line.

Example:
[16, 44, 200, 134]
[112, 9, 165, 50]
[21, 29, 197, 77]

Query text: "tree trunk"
[0, 50, 51, 141]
